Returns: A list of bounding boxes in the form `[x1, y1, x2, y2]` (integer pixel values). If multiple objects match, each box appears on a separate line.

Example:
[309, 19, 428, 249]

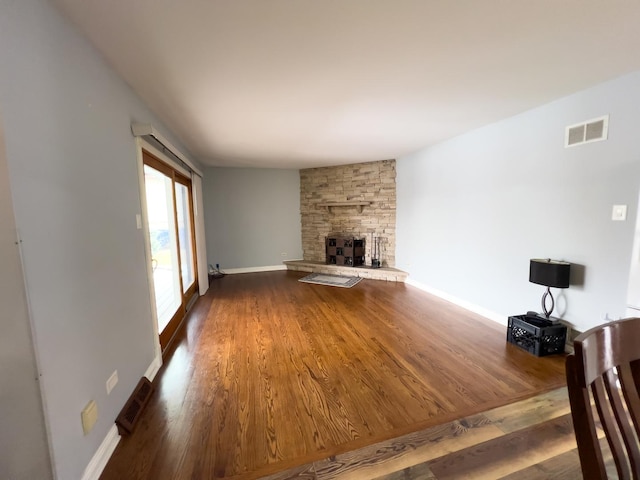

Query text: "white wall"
[203, 167, 302, 270]
[397, 71, 640, 333]
[0, 1, 199, 478]
[0, 113, 53, 479]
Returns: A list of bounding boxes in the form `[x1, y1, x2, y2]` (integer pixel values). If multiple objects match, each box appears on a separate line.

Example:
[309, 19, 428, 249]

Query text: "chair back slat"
[566, 355, 608, 479]
[605, 369, 640, 476]
[618, 363, 640, 441]
[567, 317, 640, 480]
[592, 376, 632, 479]
[631, 360, 640, 390]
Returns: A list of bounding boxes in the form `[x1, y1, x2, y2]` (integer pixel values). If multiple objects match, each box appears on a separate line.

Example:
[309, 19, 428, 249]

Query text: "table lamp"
[529, 258, 571, 318]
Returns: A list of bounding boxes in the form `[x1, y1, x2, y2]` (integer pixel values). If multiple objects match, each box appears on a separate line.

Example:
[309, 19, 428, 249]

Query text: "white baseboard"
[144, 353, 163, 382]
[406, 278, 507, 326]
[80, 424, 120, 480]
[223, 265, 287, 274]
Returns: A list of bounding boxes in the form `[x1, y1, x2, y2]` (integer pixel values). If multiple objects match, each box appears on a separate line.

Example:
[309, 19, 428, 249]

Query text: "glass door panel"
[142, 150, 199, 352]
[143, 164, 182, 333]
[175, 181, 195, 294]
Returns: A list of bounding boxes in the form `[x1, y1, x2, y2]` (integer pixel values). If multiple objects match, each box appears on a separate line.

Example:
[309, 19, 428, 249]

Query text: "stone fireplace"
[300, 159, 396, 268]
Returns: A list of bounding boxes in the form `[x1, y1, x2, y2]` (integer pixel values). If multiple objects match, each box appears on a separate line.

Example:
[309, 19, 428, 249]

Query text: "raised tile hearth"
[284, 260, 408, 282]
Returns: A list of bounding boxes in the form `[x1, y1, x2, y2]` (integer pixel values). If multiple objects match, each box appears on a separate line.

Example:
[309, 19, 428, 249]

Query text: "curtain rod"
[131, 123, 203, 177]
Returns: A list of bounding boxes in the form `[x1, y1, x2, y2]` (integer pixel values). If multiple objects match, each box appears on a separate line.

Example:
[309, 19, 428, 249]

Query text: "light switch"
[612, 205, 627, 221]
[136, 214, 142, 229]
[106, 370, 118, 395]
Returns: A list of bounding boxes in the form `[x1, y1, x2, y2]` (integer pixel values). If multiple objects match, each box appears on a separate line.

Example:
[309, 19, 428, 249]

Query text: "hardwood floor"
[290, 388, 600, 480]
[267, 387, 602, 480]
[264, 387, 618, 480]
[100, 271, 567, 480]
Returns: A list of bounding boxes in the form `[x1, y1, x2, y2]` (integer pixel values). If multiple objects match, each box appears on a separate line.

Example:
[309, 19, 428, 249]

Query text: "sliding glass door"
[175, 179, 197, 300]
[143, 150, 198, 350]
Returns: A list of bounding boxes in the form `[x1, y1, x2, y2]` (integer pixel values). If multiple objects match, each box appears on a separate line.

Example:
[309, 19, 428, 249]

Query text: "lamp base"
[541, 286, 556, 318]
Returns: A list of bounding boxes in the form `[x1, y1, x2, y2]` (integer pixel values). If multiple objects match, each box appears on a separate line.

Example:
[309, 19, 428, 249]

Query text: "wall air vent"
[565, 115, 609, 148]
[115, 377, 154, 435]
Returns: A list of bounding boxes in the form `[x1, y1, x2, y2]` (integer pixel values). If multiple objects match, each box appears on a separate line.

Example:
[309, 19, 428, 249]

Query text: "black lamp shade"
[529, 259, 571, 288]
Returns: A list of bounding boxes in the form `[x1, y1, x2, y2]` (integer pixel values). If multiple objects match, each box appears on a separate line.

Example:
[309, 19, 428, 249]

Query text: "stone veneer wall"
[300, 159, 396, 267]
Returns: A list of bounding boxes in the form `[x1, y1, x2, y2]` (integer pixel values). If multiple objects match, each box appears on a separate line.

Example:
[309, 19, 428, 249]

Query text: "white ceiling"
[52, 0, 640, 169]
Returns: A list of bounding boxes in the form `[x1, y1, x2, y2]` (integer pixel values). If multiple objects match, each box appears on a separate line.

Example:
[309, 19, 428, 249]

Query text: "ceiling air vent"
[565, 115, 609, 148]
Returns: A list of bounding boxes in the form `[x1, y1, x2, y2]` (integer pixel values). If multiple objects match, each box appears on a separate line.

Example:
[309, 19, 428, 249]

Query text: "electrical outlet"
[281, 252, 287, 257]
[106, 370, 118, 395]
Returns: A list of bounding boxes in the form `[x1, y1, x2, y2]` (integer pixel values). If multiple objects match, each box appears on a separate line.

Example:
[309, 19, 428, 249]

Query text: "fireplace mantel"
[317, 201, 370, 214]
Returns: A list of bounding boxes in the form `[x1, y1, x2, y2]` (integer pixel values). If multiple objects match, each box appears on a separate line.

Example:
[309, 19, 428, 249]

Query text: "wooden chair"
[566, 317, 640, 479]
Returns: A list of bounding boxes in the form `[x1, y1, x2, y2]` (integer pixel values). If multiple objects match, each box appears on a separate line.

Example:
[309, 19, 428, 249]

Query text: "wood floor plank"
[484, 386, 570, 433]
[100, 271, 567, 480]
[306, 388, 589, 480]
[372, 463, 436, 480]
[257, 463, 317, 480]
[313, 414, 503, 480]
[311, 388, 570, 480]
[497, 435, 616, 480]
[497, 449, 583, 480]
[427, 414, 577, 480]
